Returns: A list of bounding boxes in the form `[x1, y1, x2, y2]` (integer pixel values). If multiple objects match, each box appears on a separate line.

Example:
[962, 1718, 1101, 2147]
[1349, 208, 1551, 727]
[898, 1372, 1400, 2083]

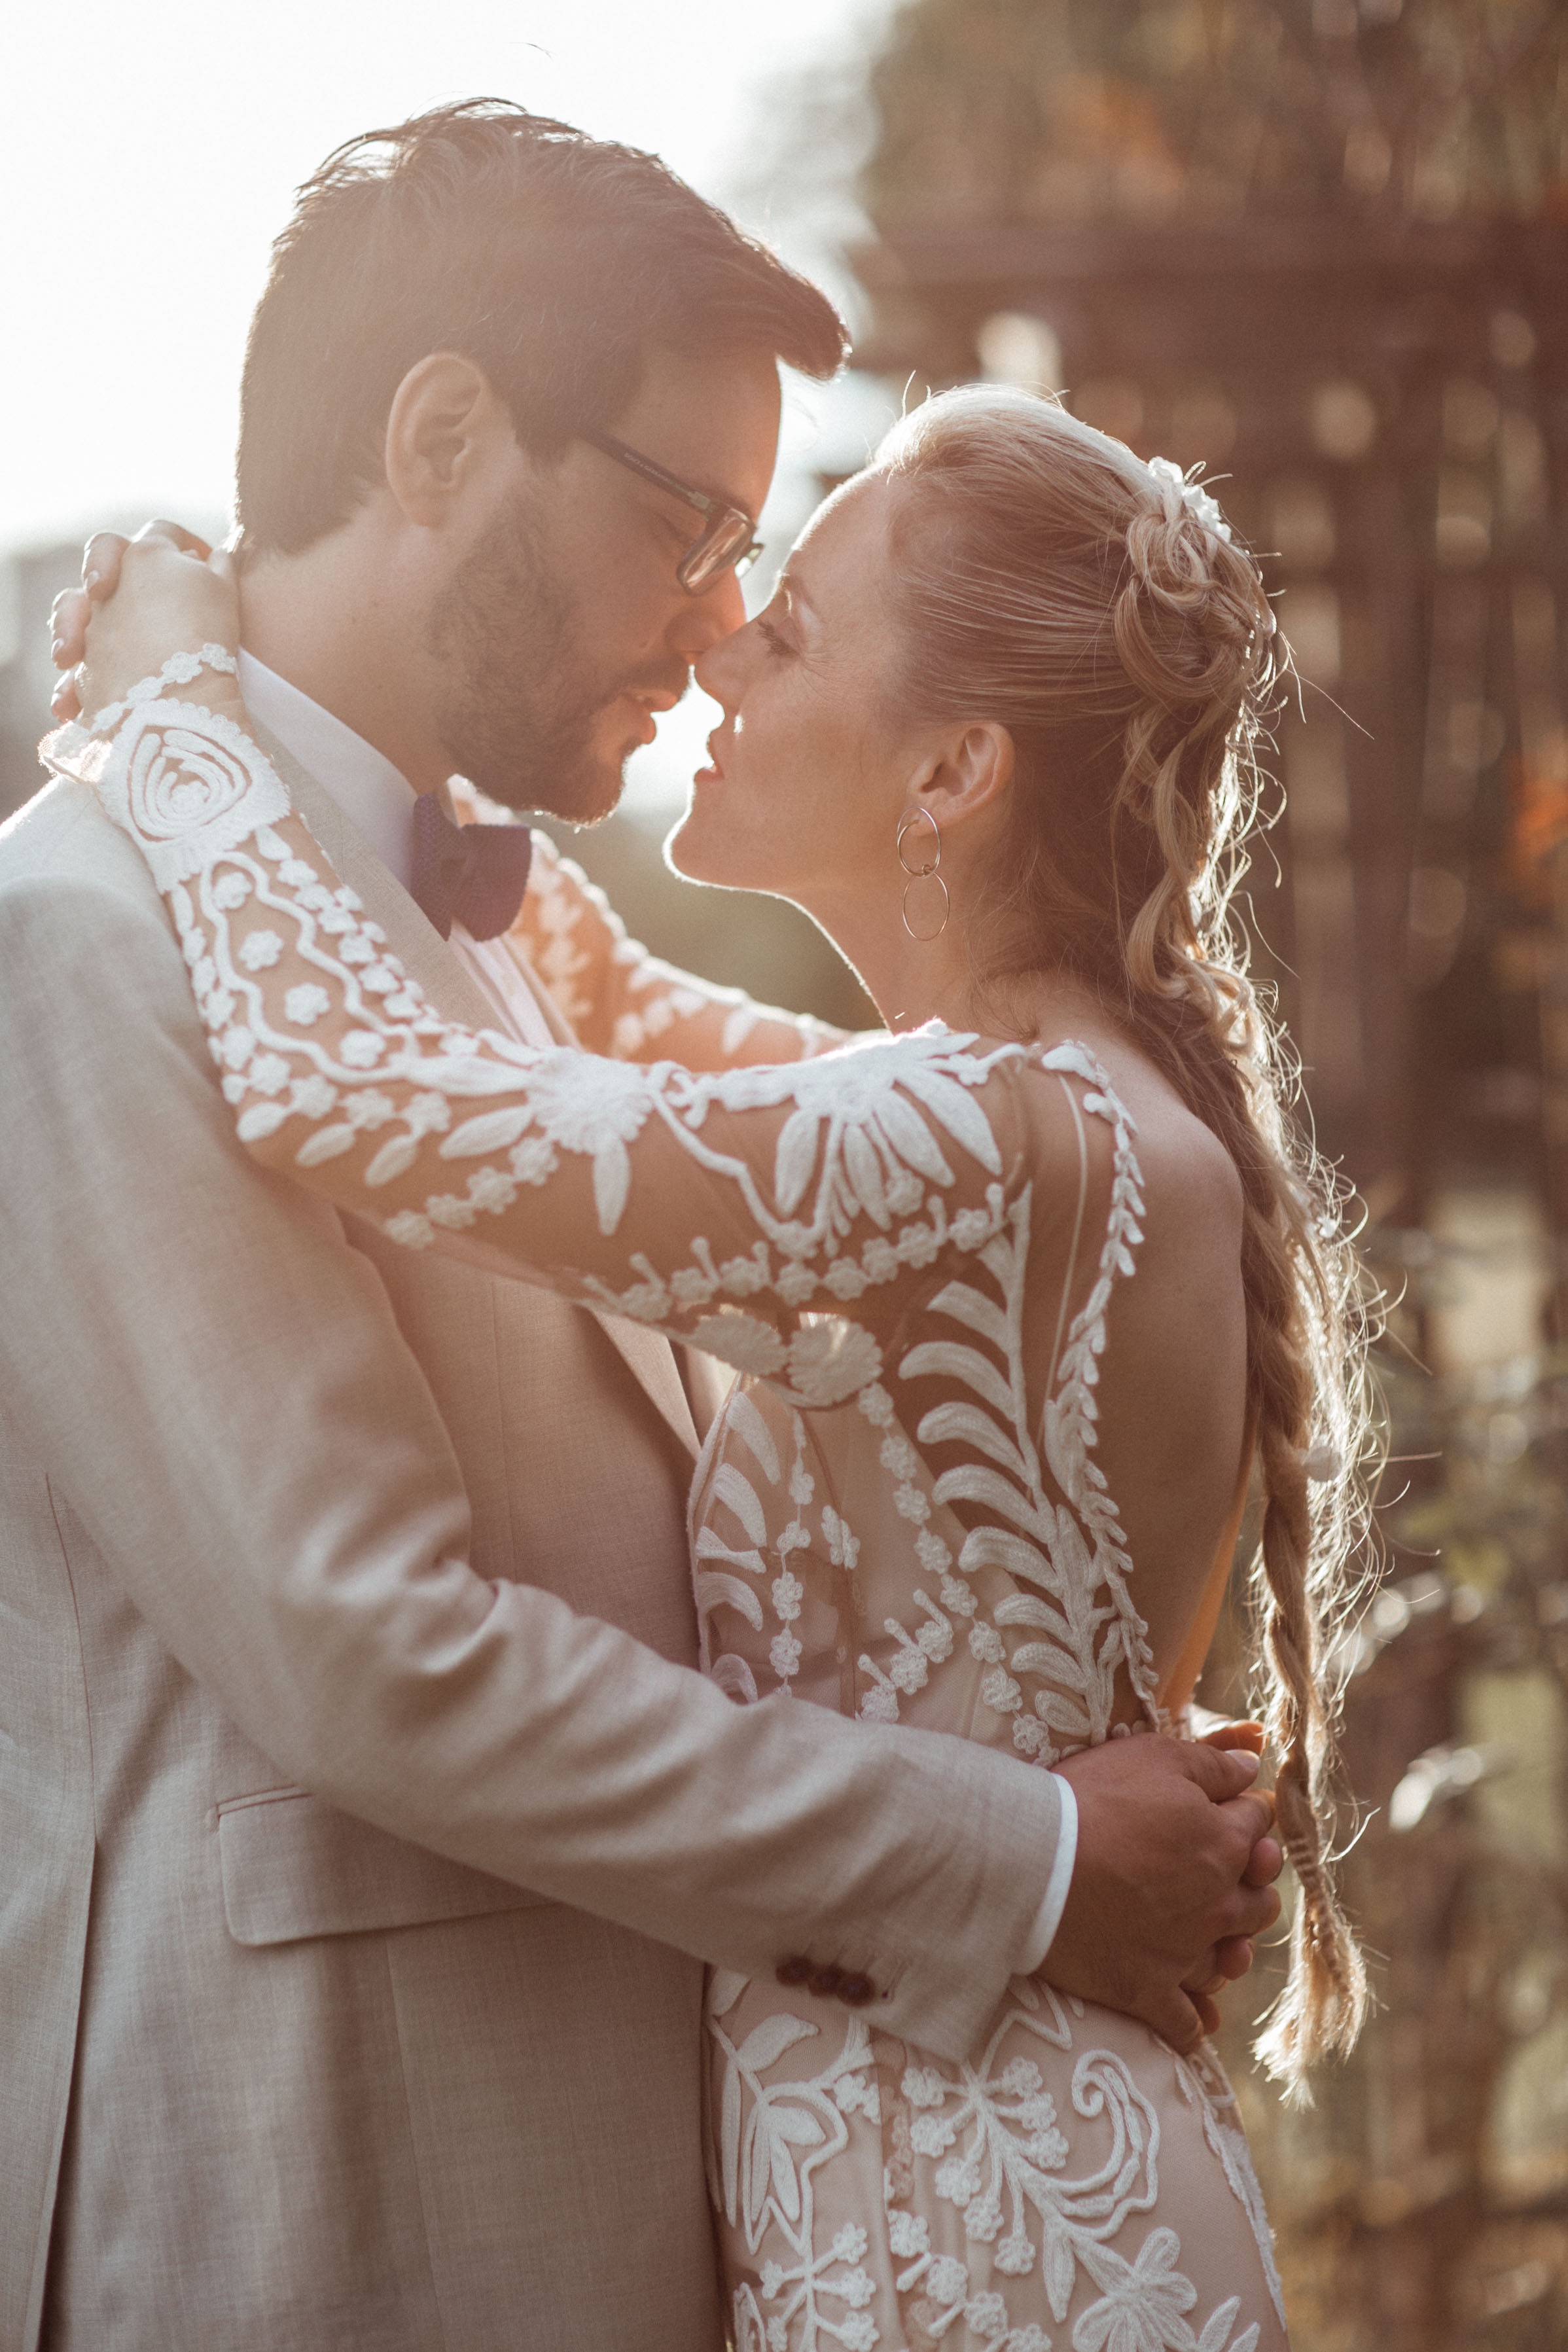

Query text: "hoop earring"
[897, 808, 950, 942]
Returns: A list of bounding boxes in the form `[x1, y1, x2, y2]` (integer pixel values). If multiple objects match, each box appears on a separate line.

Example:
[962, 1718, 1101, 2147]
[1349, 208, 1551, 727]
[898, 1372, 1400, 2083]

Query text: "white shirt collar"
[238, 649, 418, 890]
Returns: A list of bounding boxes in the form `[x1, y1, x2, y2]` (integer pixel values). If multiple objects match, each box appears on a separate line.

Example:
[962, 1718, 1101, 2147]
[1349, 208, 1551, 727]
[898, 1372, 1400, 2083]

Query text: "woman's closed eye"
[754, 615, 796, 659]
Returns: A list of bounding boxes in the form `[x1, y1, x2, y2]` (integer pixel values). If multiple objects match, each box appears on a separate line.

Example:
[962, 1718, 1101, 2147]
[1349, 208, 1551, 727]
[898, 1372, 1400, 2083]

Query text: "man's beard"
[426, 491, 671, 824]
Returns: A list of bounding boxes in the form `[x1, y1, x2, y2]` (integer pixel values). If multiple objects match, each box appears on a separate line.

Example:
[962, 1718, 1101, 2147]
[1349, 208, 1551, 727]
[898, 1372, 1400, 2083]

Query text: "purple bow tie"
[410, 794, 534, 942]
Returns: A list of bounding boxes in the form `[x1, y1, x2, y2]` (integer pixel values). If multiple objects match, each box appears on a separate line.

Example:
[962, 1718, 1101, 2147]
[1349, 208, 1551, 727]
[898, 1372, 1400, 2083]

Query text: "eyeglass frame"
[582, 430, 763, 595]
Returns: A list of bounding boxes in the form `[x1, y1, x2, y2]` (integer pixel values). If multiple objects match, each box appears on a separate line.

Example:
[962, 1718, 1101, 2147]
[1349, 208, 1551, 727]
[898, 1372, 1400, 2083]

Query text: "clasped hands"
[51, 520, 236, 727]
[1046, 1720, 1281, 2052]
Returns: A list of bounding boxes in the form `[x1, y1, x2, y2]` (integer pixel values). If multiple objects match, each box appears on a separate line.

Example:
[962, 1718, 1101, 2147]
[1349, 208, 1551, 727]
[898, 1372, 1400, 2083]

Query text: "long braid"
[876, 384, 1373, 2094]
[1112, 503, 1370, 2083]
[1128, 986, 1369, 2084]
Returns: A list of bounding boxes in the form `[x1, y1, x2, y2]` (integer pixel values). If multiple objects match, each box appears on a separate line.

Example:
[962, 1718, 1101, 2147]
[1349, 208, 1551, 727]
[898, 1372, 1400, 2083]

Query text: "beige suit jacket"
[0, 732, 1063, 2352]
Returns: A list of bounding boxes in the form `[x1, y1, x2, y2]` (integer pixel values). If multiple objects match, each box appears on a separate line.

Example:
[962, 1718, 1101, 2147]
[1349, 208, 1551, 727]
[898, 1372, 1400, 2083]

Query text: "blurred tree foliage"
[863, 0, 1568, 231]
[1198, 1245, 1568, 2348]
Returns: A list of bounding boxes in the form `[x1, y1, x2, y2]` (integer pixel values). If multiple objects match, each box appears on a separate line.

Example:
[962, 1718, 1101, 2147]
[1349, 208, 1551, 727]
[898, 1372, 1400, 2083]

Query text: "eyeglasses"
[583, 431, 763, 595]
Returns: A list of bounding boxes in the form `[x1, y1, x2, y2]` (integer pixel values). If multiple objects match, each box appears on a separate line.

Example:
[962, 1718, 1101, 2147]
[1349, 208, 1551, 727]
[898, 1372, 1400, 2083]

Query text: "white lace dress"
[58, 702, 1289, 2352]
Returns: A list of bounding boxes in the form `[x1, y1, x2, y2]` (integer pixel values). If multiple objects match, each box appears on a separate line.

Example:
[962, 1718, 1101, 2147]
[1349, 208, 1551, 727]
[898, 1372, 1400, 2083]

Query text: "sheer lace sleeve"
[501, 816, 850, 1070]
[60, 702, 1044, 1416]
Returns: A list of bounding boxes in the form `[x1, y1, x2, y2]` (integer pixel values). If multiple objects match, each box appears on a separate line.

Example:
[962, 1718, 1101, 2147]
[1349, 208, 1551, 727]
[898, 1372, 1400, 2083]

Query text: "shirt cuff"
[1018, 1772, 1078, 1974]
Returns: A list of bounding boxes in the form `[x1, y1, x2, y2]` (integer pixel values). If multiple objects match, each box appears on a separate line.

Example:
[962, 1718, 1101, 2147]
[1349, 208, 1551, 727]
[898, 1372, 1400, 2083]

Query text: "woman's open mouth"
[695, 728, 728, 784]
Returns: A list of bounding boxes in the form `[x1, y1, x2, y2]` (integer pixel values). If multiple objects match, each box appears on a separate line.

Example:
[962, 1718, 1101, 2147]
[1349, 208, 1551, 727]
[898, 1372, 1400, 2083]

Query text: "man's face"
[426, 345, 782, 822]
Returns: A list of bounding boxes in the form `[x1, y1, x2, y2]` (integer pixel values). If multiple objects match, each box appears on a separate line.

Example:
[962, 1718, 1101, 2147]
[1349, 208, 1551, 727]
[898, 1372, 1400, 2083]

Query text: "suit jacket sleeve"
[1, 821, 1063, 2061]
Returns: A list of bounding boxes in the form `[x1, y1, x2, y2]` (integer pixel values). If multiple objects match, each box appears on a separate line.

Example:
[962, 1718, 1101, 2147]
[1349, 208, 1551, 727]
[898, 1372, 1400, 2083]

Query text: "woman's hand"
[1189, 1707, 1266, 1759]
[1181, 1713, 1277, 2018]
[50, 521, 241, 727]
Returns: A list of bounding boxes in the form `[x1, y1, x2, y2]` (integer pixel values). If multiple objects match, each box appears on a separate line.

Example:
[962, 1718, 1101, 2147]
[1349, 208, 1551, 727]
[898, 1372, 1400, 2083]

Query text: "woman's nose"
[692, 615, 747, 707]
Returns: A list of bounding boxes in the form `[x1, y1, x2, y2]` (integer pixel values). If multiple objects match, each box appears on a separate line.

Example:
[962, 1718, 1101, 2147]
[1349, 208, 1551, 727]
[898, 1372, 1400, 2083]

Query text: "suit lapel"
[585, 1306, 700, 1463]
[258, 723, 700, 1466]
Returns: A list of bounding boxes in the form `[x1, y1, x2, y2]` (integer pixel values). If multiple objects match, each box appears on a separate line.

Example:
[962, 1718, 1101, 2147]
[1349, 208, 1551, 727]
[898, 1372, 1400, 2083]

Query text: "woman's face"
[670, 472, 925, 910]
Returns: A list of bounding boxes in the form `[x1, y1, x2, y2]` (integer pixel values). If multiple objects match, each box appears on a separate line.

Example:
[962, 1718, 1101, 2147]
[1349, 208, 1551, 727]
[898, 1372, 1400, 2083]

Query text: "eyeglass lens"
[680, 520, 762, 594]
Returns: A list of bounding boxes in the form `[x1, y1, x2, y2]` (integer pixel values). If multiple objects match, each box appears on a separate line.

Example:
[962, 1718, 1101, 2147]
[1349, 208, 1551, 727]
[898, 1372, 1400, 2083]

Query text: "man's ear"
[383, 353, 517, 527]
[906, 720, 1016, 840]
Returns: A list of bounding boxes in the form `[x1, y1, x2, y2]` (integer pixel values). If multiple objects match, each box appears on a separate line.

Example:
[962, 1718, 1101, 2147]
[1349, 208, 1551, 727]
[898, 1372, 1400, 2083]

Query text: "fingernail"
[84, 570, 101, 590]
[1231, 1752, 1261, 1785]
[50, 637, 65, 659]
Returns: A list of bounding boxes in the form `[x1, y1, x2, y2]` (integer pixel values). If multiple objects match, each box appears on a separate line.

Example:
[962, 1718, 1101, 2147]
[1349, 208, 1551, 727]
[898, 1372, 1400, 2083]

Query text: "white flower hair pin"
[1147, 455, 1233, 543]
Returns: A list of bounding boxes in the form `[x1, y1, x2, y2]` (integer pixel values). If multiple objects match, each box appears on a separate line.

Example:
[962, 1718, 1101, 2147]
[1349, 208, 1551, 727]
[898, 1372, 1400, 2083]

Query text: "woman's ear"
[908, 721, 1016, 837]
[383, 354, 515, 528]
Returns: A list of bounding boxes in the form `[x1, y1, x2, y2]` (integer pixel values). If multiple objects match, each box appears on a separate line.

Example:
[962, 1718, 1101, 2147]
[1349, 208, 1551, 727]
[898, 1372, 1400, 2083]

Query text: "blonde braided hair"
[876, 386, 1371, 2092]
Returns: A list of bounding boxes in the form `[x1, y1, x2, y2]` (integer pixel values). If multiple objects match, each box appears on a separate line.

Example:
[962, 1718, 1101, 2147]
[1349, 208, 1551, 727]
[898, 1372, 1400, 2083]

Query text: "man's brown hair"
[236, 99, 847, 555]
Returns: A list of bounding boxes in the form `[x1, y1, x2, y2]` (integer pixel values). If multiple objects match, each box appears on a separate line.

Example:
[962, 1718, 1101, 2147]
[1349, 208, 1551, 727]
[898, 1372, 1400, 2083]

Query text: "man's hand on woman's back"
[1046, 1734, 1283, 2053]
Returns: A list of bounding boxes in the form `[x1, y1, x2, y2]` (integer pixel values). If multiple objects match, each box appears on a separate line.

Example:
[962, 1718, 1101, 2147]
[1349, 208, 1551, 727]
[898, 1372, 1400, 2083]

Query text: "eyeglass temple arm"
[584, 430, 722, 523]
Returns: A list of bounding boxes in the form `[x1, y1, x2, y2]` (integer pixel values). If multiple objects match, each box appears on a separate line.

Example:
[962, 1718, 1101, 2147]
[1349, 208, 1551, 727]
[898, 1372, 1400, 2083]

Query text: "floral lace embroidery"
[707, 1970, 883, 2350]
[846, 1056, 1159, 1755]
[86, 642, 240, 736]
[56, 704, 1036, 1406]
[709, 1971, 1280, 2352]
[507, 827, 844, 1067]
[690, 1065, 1158, 1755]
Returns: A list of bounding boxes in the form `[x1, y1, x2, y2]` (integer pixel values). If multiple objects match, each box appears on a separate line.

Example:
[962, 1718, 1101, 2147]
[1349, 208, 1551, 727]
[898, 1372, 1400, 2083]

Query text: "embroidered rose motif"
[825, 2266, 876, 2309]
[771, 1571, 804, 1624]
[508, 1137, 558, 1186]
[289, 1075, 337, 1118]
[963, 2192, 1003, 2242]
[381, 1209, 434, 1248]
[284, 983, 332, 1026]
[465, 1166, 517, 1215]
[247, 1054, 292, 1097]
[238, 930, 283, 972]
[934, 2153, 980, 2202]
[927, 2255, 970, 2303]
[887, 2213, 929, 2258]
[343, 1088, 395, 1130]
[909, 2114, 955, 2159]
[768, 1630, 802, 1680]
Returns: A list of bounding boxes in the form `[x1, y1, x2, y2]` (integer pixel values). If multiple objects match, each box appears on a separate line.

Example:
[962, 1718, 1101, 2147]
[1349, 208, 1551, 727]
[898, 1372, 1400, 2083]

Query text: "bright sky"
[3, 0, 893, 552]
[3, 0, 902, 810]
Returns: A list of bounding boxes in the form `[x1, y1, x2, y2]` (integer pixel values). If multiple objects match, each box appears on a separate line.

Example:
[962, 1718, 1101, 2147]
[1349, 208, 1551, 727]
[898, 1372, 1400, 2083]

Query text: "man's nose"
[668, 569, 747, 660]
